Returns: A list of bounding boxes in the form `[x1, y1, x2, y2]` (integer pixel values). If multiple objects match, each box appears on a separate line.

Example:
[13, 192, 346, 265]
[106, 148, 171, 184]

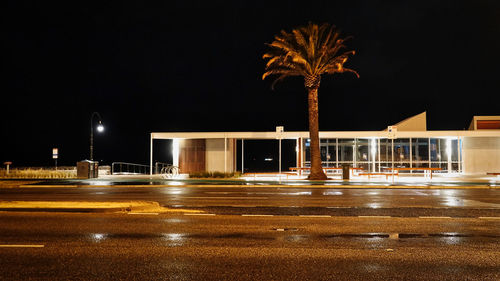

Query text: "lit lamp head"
[97, 121, 104, 133]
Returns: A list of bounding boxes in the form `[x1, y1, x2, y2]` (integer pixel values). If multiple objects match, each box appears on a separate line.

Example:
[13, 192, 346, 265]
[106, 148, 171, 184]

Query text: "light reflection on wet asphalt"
[82, 231, 498, 247]
[31, 178, 499, 188]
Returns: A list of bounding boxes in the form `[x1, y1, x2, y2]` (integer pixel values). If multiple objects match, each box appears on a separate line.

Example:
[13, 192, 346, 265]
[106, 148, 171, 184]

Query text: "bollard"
[3, 161, 12, 174]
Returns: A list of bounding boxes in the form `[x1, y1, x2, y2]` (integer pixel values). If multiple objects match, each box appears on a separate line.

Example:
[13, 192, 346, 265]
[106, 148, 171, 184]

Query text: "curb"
[13, 184, 500, 189]
[0, 201, 201, 214]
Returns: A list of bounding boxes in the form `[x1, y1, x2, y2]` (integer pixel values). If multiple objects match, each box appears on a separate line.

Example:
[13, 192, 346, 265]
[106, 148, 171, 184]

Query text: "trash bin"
[77, 160, 99, 179]
[341, 164, 350, 180]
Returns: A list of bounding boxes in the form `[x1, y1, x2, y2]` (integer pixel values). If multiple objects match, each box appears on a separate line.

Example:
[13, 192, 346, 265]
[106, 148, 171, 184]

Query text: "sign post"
[387, 126, 397, 183]
[387, 126, 397, 140]
[52, 148, 58, 170]
[276, 126, 284, 183]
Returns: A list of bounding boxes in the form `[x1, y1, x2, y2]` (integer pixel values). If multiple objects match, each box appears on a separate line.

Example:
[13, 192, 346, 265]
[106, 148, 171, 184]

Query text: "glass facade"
[304, 137, 462, 173]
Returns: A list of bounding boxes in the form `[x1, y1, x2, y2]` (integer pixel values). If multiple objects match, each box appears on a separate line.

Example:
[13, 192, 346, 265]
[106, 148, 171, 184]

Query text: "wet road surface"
[1, 186, 499, 217]
[0, 212, 499, 280]
[1, 185, 499, 280]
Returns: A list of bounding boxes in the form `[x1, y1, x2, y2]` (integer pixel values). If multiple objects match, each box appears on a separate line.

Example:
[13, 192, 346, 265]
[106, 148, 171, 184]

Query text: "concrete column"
[378, 138, 381, 172]
[391, 139, 394, 171]
[150, 134, 153, 176]
[410, 138, 413, 169]
[336, 138, 339, 168]
[224, 137, 227, 173]
[172, 139, 179, 167]
[428, 138, 431, 168]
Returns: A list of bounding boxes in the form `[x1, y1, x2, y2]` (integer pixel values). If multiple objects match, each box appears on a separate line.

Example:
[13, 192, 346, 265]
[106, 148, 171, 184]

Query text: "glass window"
[379, 139, 392, 162]
[319, 139, 337, 165]
[450, 139, 459, 162]
[304, 138, 310, 163]
[412, 138, 429, 162]
[356, 139, 369, 163]
[338, 139, 354, 163]
[394, 138, 410, 163]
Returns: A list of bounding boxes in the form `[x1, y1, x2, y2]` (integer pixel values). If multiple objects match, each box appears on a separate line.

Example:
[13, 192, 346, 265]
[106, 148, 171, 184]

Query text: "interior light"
[172, 139, 179, 166]
[446, 138, 452, 156]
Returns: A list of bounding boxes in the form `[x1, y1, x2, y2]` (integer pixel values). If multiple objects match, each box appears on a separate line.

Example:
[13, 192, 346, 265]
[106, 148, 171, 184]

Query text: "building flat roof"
[151, 114, 500, 140]
[151, 130, 500, 140]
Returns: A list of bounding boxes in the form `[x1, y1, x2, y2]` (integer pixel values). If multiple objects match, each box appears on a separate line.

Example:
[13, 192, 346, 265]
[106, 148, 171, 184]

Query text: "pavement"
[0, 200, 201, 213]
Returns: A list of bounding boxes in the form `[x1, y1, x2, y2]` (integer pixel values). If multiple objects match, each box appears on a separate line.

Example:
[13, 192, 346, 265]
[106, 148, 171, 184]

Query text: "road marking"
[358, 216, 391, 218]
[0, 244, 44, 248]
[184, 197, 268, 200]
[205, 192, 231, 194]
[127, 212, 159, 215]
[184, 213, 216, 216]
[478, 217, 500, 220]
[418, 216, 452, 219]
[242, 214, 274, 217]
[19, 185, 77, 188]
[299, 215, 331, 218]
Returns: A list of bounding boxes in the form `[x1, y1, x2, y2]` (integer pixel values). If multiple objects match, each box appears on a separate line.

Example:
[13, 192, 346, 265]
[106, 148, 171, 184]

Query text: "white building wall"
[462, 137, 500, 174]
[205, 139, 234, 173]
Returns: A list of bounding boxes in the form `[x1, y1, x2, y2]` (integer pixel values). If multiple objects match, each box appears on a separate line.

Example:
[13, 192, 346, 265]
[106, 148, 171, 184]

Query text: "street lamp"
[90, 112, 104, 161]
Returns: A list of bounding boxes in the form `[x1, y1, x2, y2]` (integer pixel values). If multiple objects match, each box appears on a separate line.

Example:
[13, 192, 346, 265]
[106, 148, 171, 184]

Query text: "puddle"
[327, 233, 389, 238]
[272, 228, 299, 232]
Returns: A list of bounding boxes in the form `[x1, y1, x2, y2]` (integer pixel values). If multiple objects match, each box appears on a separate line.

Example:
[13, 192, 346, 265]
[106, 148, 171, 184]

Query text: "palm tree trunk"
[307, 88, 327, 180]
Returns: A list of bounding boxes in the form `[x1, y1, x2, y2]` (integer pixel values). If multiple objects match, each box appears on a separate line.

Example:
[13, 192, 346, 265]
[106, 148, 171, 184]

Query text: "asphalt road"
[1, 186, 499, 217]
[1, 185, 499, 280]
[0, 212, 499, 280]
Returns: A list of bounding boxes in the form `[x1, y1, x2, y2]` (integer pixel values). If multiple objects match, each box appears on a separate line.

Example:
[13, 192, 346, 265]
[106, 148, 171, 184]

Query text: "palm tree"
[263, 22, 359, 180]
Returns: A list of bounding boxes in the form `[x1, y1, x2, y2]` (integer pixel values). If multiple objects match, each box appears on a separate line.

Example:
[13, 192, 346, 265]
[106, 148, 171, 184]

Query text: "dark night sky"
[2, 0, 499, 167]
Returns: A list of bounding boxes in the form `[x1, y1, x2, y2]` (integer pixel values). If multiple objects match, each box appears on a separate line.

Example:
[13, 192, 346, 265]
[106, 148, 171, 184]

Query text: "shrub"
[0, 168, 76, 179]
[189, 171, 241, 179]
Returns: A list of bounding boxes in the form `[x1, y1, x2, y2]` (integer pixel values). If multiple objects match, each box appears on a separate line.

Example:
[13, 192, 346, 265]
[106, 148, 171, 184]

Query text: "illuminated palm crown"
[263, 22, 359, 89]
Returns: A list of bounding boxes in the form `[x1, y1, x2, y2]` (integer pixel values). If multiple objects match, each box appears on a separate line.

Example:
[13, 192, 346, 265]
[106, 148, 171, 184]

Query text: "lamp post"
[90, 112, 104, 161]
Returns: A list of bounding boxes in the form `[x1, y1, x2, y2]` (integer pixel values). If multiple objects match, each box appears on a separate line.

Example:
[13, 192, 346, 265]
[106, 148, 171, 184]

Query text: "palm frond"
[263, 22, 358, 89]
[262, 68, 301, 79]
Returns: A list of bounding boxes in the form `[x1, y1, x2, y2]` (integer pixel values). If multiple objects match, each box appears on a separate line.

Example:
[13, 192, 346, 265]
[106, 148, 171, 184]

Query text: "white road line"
[418, 216, 452, 219]
[184, 197, 268, 200]
[358, 216, 391, 218]
[127, 212, 159, 215]
[299, 215, 331, 218]
[0, 244, 44, 248]
[241, 214, 274, 217]
[184, 213, 216, 216]
[478, 217, 500, 220]
[205, 192, 231, 194]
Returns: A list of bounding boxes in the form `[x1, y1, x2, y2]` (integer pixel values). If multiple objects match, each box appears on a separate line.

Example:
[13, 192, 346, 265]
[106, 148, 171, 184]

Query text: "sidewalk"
[0, 200, 202, 214]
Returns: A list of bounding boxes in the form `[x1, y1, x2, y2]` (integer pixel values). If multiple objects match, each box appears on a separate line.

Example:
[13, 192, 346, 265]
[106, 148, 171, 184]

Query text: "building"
[150, 113, 500, 176]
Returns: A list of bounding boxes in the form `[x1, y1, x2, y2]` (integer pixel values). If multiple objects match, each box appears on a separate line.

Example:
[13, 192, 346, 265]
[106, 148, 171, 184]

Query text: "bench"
[289, 167, 363, 176]
[243, 172, 295, 179]
[389, 167, 441, 179]
[358, 172, 397, 180]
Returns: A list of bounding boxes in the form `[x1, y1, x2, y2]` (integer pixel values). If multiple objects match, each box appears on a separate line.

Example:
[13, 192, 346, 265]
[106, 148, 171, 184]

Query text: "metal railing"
[111, 162, 150, 175]
[160, 165, 179, 178]
[111, 162, 180, 177]
[154, 162, 171, 174]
